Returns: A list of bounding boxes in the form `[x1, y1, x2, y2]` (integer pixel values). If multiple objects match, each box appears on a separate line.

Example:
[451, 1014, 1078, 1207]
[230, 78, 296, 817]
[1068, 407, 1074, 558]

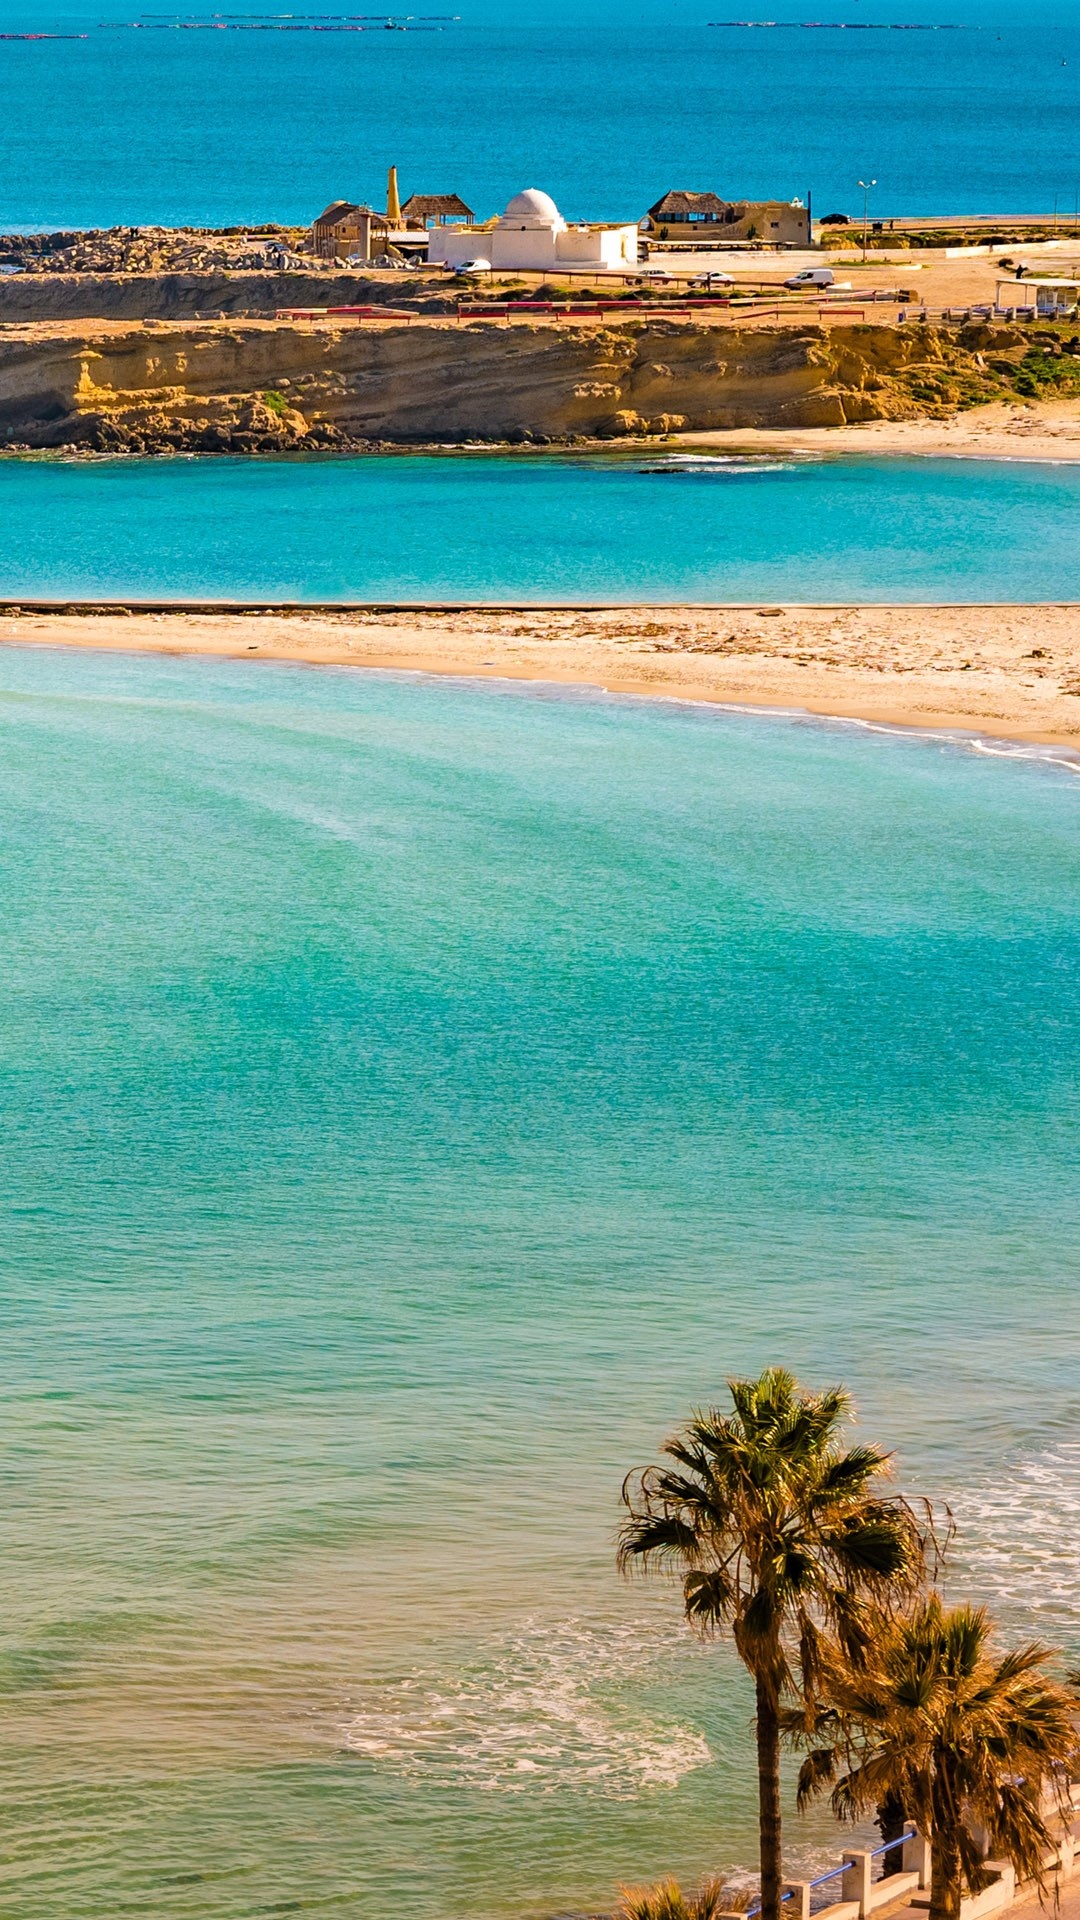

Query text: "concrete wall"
[799, 1794, 1080, 1920]
[428, 223, 638, 272]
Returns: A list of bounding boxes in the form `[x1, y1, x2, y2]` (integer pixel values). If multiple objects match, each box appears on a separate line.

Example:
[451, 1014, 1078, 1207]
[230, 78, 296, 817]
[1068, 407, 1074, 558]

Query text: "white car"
[690, 271, 735, 288]
[455, 258, 492, 276]
[784, 267, 836, 289]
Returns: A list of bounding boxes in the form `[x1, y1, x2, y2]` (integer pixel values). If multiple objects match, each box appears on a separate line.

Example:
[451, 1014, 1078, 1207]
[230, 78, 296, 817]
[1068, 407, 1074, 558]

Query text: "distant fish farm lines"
[99, 10, 458, 27]
[708, 18, 969, 26]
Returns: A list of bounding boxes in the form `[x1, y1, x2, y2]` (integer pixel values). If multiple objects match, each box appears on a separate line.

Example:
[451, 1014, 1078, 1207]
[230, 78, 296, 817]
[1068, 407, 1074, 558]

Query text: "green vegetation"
[619, 1370, 1077, 1920]
[617, 1877, 736, 1920]
[1013, 344, 1080, 398]
[261, 390, 288, 416]
[619, 1369, 928, 1920]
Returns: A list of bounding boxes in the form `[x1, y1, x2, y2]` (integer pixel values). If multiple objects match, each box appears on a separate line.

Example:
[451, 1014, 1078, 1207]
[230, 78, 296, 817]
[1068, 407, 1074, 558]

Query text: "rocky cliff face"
[0, 316, 1024, 451]
[0, 272, 441, 323]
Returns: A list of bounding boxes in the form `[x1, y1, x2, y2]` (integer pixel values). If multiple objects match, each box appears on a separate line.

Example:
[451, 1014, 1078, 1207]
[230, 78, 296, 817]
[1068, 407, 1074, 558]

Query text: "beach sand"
[682, 399, 1080, 465]
[5, 602, 1080, 750]
[5, 401, 1080, 748]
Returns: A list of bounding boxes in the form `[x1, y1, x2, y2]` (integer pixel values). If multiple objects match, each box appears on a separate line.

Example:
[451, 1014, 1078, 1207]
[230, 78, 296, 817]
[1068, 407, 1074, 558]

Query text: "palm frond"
[813, 1446, 891, 1499]
[617, 1510, 703, 1574]
[684, 1566, 737, 1629]
[796, 1744, 840, 1812]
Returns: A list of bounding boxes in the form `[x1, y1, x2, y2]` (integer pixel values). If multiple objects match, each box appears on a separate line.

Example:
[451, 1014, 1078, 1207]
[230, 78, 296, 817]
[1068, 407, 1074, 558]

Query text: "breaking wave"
[342, 1615, 712, 1795]
[637, 454, 817, 476]
[948, 1441, 1080, 1642]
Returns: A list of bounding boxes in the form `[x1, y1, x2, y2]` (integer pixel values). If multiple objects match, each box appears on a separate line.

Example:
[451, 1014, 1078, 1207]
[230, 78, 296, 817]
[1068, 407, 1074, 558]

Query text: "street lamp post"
[858, 178, 877, 261]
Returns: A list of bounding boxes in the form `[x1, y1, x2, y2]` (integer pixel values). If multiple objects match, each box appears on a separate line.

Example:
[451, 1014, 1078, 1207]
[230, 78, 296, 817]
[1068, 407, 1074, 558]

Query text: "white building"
[427, 188, 639, 274]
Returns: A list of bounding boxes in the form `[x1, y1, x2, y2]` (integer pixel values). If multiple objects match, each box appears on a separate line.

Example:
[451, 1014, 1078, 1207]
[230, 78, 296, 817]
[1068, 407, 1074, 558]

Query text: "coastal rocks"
[0, 315, 1034, 451]
[0, 224, 307, 277]
[0, 270, 455, 325]
[236, 397, 310, 440]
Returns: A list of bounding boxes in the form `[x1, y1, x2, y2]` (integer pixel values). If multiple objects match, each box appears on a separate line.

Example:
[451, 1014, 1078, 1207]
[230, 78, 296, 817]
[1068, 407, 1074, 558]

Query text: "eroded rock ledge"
[0, 315, 1049, 452]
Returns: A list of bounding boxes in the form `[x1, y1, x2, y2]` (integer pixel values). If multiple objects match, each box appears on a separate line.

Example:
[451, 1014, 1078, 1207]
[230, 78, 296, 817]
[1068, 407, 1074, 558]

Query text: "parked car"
[689, 271, 735, 288]
[784, 267, 835, 289]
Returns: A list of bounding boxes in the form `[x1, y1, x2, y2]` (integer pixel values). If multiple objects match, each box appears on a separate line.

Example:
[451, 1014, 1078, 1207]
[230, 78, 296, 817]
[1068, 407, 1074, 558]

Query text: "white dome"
[499, 188, 565, 229]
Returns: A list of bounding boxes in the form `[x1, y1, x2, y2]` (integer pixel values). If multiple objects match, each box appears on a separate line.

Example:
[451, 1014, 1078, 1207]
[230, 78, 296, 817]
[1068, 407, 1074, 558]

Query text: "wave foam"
[948, 1441, 1080, 1640]
[637, 454, 812, 476]
[342, 1615, 711, 1795]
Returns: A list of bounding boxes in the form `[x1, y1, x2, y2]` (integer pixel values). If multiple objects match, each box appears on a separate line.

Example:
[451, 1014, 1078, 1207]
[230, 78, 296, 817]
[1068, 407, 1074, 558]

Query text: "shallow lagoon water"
[0, 452, 1078, 602]
[0, 645, 1077, 1918]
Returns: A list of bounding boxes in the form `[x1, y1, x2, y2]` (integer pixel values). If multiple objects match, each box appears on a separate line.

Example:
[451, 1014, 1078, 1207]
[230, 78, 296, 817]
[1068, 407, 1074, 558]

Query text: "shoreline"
[0, 402, 1078, 465]
[676, 399, 1080, 465]
[5, 604, 1080, 752]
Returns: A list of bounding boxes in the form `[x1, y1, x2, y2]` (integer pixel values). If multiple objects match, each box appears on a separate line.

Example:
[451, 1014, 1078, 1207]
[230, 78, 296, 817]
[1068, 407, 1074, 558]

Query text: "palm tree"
[796, 1594, 1078, 1920]
[617, 1369, 931, 1920]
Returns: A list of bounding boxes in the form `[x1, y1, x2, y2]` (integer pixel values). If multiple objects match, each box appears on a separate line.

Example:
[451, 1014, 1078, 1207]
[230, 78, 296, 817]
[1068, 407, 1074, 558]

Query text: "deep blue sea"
[0, 0, 1079, 229]
[0, 450, 1077, 601]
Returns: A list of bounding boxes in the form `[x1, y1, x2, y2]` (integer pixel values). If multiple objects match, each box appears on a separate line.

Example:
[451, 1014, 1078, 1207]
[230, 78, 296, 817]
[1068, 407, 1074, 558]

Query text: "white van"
[784, 267, 835, 289]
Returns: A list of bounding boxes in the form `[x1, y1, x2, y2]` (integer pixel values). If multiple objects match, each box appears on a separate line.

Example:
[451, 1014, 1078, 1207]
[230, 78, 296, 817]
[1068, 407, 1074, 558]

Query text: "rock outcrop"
[0, 316, 1031, 452]
[0, 272, 447, 323]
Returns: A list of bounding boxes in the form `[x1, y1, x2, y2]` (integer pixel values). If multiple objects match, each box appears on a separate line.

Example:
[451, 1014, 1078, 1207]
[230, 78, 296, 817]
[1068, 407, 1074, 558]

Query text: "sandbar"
[4, 603, 1080, 751]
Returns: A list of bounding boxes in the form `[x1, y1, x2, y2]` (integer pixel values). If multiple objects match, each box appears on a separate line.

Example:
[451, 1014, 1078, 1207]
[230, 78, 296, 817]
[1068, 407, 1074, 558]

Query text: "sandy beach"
[6, 600, 1080, 750]
[683, 399, 1080, 465]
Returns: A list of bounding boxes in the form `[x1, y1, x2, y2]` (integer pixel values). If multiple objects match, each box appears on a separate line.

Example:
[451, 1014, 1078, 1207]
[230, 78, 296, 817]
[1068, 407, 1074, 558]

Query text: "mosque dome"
[499, 188, 565, 229]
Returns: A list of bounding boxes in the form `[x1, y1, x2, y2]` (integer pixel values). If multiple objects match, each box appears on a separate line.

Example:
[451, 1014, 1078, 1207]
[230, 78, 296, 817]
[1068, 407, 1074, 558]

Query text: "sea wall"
[0, 316, 1026, 450]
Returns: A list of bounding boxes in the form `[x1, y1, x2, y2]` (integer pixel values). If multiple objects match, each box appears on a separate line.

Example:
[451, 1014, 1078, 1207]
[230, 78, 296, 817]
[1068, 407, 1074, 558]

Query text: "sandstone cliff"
[0, 315, 1032, 452]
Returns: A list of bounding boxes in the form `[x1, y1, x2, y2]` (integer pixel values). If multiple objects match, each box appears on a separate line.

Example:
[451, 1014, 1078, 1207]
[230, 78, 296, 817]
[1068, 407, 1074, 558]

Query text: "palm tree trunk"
[928, 1829, 962, 1920]
[755, 1674, 784, 1920]
[876, 1791, 907, 1876]
[928, 1767, 963, 1920]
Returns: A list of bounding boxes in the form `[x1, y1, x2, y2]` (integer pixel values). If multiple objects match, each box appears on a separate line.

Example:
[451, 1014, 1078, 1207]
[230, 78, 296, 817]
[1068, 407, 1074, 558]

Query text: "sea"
[0, 643, 1077, 1918]
[0, 451, 1078, 602]
[0, 0, 1079, 231]
[1, 2, 1080, 1915]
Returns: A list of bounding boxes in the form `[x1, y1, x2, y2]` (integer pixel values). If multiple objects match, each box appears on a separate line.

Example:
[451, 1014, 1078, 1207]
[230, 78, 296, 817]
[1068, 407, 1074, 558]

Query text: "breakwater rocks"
[0, 315, 1038, 452]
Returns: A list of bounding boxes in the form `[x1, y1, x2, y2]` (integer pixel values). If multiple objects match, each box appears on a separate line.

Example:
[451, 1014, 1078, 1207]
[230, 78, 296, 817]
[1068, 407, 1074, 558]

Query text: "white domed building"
[427, 188, 639, 273]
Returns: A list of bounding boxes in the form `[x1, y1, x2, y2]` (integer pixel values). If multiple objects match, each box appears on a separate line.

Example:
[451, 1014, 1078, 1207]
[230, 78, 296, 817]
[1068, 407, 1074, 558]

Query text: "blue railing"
[809, 1863, 856, 1891]
[747, 1889, 798, 1916]
[745, 1832, 911, 1917]
[870, 1836, 909, 1861]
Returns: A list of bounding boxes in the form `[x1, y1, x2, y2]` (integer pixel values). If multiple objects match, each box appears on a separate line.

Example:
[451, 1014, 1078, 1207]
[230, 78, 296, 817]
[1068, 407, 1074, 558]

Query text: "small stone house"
[645, 190, 811, 247]
[310, 201, 390, 260]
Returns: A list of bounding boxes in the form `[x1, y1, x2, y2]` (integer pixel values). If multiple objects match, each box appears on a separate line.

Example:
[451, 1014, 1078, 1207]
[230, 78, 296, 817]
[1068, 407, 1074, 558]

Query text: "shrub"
[1013, 346, 1080, 398]
[617, 1877, 746, 1920]
[262, 390, 288, 416]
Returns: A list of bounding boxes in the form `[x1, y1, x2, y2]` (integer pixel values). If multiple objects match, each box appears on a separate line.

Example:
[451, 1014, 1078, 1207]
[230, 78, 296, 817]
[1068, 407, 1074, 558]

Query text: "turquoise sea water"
[0, 0, 1079, 228]
[0, 452, 1078, 602]
[0, 643, 1078, 1919]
